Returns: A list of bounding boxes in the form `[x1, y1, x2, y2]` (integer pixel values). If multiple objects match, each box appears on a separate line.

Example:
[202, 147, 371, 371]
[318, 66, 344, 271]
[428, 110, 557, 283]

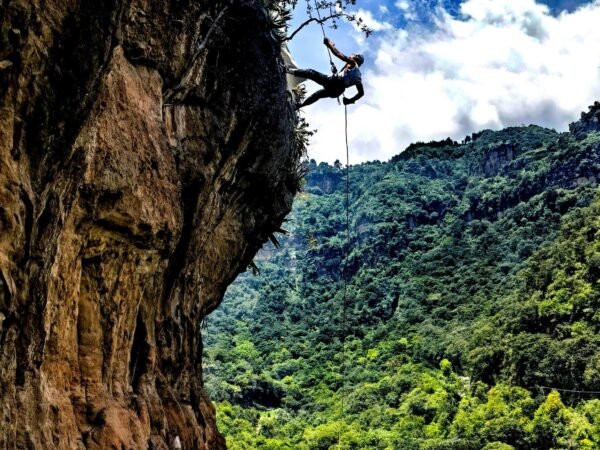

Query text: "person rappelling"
[286, 38, 364, 109]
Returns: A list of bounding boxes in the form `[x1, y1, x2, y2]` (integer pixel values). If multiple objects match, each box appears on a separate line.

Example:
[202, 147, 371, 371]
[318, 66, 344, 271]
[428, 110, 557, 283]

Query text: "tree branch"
[165, 6, 228, 102]
[284, 13, 344, 42]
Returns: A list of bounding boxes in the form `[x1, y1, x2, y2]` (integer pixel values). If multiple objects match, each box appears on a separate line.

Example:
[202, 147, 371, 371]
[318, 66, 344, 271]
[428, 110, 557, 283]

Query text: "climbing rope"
[312, 0, 338, 74]
[305, 1, 349, 436]
[533, 385, 600, 395]
[339, 104, 351, 443]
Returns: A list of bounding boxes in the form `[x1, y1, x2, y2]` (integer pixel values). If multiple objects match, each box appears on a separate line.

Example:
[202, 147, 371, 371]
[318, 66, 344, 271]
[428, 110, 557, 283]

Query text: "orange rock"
[0, 1, 298, 448]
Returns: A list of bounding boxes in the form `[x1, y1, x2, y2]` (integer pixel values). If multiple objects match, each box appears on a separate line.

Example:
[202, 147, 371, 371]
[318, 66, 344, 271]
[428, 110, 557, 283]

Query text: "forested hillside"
[203, 103, 600, 449]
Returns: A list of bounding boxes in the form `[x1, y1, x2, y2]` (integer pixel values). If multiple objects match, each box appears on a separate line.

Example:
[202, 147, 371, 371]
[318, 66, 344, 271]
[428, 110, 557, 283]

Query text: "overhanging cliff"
[0, 1, 298, 448]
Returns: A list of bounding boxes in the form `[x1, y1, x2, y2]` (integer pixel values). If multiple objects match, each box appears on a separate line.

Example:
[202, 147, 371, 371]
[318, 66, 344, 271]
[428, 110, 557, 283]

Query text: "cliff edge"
[0, 1, 298, 448]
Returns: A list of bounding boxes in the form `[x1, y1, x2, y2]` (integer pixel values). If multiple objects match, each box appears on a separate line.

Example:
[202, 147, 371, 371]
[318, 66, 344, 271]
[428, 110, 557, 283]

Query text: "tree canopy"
[204, 115, 600, 448]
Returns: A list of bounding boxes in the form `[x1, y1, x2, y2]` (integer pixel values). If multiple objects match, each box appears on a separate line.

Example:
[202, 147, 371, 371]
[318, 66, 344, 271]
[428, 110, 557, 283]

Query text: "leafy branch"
[265, 0, 372, 44]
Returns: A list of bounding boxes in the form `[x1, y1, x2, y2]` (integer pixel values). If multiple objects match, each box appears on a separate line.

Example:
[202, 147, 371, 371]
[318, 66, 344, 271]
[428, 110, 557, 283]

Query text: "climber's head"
[352, 53, 365, 66]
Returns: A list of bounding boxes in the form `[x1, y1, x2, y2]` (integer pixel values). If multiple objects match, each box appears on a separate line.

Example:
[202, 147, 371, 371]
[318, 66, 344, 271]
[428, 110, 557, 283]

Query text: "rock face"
[470, 143, 519, 177]
[0, 1, 298, 448]
[570, 101, 600, 137]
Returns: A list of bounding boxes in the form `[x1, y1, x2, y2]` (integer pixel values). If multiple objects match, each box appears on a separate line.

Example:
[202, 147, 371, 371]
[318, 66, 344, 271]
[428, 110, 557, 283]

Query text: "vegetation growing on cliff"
[204, 107, 600, 449]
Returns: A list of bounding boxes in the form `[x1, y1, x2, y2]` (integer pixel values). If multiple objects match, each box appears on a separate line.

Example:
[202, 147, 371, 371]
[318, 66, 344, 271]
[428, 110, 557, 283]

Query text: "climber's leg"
[299, 89, 330, 108]
[287, 68, 329, 87]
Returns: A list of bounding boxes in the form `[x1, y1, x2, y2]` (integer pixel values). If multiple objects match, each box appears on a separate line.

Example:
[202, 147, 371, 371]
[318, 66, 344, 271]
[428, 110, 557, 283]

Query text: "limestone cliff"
[0, 1, 298, 448]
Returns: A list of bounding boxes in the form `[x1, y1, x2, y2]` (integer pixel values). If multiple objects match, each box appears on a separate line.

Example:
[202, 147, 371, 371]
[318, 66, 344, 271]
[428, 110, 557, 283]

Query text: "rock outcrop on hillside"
[570, 101, 600, 137]
[0, 1, 298, 448]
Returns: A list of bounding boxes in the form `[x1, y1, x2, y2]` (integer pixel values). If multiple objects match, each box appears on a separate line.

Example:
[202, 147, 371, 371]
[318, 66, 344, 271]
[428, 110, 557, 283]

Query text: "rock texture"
[0, 1, 298, 448]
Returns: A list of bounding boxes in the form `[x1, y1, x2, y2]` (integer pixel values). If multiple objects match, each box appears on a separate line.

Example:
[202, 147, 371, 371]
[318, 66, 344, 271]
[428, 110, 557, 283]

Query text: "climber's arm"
[343, 83, 364, 105]
[324, 38, 355, 66]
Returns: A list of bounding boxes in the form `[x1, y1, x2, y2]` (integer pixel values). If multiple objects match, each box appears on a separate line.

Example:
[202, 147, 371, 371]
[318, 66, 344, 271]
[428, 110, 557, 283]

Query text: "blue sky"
[288, 0, 595, 76]
[286, 0, 600, 163]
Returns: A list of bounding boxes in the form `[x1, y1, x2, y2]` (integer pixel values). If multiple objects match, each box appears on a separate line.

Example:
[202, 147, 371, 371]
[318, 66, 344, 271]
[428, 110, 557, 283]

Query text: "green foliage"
[204, 123, 600, 448]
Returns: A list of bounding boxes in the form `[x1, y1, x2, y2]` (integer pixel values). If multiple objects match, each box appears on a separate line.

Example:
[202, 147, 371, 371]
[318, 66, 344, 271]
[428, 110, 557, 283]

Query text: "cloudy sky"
[287, 0, 600, 163]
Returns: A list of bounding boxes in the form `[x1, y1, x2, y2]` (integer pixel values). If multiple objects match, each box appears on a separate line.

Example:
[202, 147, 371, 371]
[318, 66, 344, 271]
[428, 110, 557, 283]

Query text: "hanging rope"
[305, 1, 349, 437]
[312, 0, 338, 74]
[533, 385, 600, 395]
[338, 104, 351, 444]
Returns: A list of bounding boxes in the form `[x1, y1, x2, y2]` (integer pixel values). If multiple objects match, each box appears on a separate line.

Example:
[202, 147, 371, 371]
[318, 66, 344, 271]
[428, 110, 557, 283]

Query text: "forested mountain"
[203, 103, 600, 449]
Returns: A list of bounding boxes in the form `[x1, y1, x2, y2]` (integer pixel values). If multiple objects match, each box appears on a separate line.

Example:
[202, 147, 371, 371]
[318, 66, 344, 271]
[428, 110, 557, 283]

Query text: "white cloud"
[355, 9, 393, 32]
[395, 0, 418, 21]
[396, 0, 410, 10]
[301, 0, 600, 164]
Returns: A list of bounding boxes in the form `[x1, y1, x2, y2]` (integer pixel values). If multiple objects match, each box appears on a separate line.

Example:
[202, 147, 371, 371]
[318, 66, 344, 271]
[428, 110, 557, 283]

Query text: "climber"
[286, 38, 364, 109]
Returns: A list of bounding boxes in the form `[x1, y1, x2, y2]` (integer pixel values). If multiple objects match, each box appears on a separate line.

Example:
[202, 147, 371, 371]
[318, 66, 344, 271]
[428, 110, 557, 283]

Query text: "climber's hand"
[343, 97, 353, 105]
[323, 37, 333, 47]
